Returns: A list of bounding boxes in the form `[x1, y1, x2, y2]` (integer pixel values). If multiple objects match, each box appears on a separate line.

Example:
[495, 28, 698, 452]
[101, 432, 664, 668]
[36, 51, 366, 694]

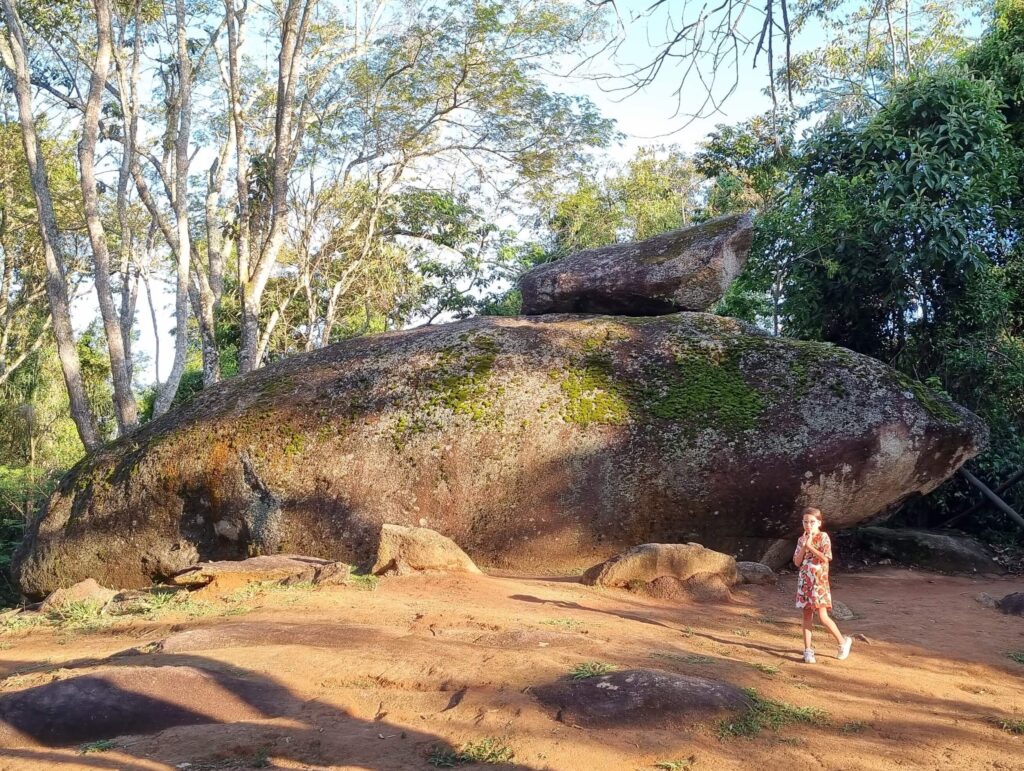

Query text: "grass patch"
[841, 721, 868, 734]
[744, 613, 781, 625]
[428, 738, 514, 767]
[79, 739, 117, 754]
[655, 759, 696, 771]
[749, 662, 779, 676]
[732, 629, 751, 637]
[995, 717, 1024, 735]
[46, 601, 109, 629]
[350, 573, 379, 591]
[187, 749, 271, 770]
[650, 651, 715, 666]
[569, 662, 617, 680]
[1007, 651, 1024, 665]
[718, 688, 828, 739]
[539, 618, 584, 631]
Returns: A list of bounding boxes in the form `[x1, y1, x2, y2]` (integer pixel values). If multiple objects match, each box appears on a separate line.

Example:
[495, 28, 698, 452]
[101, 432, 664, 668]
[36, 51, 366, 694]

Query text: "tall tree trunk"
[195, 118, 235, 386]
[0, 1, 101, 451]
[225, 0, 253, 374]
[238, 0, 316, 373]
[81, 0, 138, 434]
[152, 0, 195, 417]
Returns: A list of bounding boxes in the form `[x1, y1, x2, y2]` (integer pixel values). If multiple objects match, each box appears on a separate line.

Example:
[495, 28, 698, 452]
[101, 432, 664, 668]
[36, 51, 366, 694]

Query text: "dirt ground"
[0, 567, 1021, 771]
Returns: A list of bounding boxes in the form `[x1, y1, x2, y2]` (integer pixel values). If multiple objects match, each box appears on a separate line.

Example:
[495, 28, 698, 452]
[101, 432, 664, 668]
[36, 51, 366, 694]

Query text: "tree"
[781, 0, 985, 119]
[0, 0, 101, 451]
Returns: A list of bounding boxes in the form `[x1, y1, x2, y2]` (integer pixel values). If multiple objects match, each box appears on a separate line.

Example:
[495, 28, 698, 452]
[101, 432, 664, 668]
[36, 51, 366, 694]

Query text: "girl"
[793, 507, 853, 663]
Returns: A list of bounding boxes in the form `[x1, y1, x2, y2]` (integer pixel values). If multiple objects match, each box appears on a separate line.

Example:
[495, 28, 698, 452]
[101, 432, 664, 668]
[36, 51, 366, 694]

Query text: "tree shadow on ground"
[0, 649, 543, 770]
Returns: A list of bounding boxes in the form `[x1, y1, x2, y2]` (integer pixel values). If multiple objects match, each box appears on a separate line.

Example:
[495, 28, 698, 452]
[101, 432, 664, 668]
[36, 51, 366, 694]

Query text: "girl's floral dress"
[795, 532, 832, 609]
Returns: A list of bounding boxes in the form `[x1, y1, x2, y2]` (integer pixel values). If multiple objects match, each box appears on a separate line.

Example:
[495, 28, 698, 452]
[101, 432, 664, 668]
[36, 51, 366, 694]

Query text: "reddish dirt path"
[0, 568, 1022, 770]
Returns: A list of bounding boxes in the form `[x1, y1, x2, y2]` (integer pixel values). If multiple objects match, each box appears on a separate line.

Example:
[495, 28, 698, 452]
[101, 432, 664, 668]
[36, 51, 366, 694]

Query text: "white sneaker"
[803, 649, 816, 664]
[838, 636, 853, 661]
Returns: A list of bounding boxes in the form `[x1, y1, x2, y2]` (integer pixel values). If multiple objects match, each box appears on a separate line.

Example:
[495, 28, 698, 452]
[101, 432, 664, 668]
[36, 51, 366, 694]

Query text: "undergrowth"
[569, 661, 617, 680]
[718, 688, 828, 739]
[428, 737, 514, 767]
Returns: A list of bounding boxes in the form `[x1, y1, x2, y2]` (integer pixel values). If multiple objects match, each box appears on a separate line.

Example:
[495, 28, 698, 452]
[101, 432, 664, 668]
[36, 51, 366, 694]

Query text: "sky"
[72, 0, 791, 387]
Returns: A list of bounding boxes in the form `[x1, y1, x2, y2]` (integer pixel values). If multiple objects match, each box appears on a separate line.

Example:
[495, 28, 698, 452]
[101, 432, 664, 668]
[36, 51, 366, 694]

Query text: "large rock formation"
[519, 213, 754, 315]
[15, 312, 985, 597]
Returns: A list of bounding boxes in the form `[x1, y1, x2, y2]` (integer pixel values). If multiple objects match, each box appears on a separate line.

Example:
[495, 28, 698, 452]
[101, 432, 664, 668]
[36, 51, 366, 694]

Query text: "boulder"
[976, 592, 999, 609]
[14, 313, 986, 597]
[519, 213, 755, 316]
[831, 600, 855, 621]
[372, 524, 482, 576]
[583, 543, 738, 587]
[0, 665, 285, 747]
[532, 669, 749, 728]
[998, 591, 1024, 615]
[758, 537, 798, 571]
[838, 528, 1003, 574]
[169, 554, 347, 587]
[39, 578, 117, 614]
[737, 561, 777, 585]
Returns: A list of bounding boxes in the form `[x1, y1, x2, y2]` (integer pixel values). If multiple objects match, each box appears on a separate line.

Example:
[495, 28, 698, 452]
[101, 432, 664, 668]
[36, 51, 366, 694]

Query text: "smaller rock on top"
[519, 211, 754, 316]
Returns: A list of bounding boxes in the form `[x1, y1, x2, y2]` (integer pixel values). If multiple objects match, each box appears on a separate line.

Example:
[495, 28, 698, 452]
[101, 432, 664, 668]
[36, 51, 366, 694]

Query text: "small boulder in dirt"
[831, 600, 855, 621]
[838, 528, 1003, 574]
[0, 665, 286, 747]
[169, 554, 343, 588]
[997, 592, 1024, 616]
[976, 592, 999, 609]
[737, 561, 777, 585]
[39, 578, 117, 614]
[371, 524, 482, 576]
[533, 668, 749, 728]
[583, 543, 738, 588]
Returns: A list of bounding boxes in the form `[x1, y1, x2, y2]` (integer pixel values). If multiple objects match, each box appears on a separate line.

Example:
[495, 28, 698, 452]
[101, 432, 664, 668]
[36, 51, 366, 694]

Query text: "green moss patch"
[428, 334, 501, 421]
[561, 350, 630, 426]
[891, 372, 961, 424]
[642, 345, 764, 433]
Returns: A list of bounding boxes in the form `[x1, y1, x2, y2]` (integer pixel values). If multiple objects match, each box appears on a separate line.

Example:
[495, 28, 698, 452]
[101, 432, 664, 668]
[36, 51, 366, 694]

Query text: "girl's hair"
[802, 506, 823, 524]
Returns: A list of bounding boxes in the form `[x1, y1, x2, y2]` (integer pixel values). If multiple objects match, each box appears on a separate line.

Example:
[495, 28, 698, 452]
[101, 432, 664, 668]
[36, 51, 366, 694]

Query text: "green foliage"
[649, 652, 715, 665]
[428, 738, 514, 767]
[718, 688, 828, 738]
[995, 716, 1024, 734]
[568, 661, 617, 679]
[654, 759, 696, 771]
[775, 70, 1018, 362]
[1008, 650, 1024, 665]
[349, 573, 379, 591]
[45, 600, 109, 629]
[78, 739, 117, 754]
[783, 0, 984, 119]
[541, 146, 704, 256]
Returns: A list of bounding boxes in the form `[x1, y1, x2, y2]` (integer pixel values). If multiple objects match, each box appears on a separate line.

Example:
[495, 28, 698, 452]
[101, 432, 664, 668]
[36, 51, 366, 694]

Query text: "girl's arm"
[792, 536, 807, 567]
[804, 536, 832, 562]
